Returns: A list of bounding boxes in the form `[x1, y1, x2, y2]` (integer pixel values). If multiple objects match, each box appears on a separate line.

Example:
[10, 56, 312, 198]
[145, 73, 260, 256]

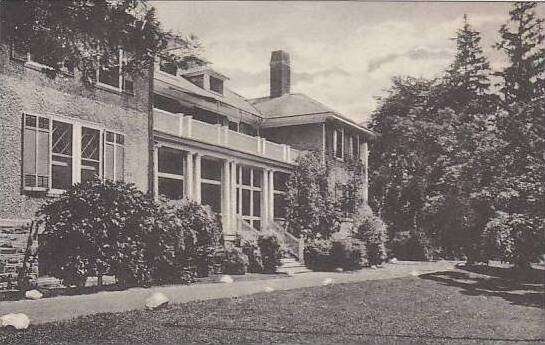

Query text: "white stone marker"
[25, 289, 43, 300]
[1, 313, 30, 330]
[322, 278, 333, 286]
[219, 275, 234, 284]
[145, 292, 169, 310]
[264, 286, 275, 293]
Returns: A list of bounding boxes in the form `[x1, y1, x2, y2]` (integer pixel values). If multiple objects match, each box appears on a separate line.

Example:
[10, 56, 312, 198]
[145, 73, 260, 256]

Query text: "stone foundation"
[0, 219, 38, 291]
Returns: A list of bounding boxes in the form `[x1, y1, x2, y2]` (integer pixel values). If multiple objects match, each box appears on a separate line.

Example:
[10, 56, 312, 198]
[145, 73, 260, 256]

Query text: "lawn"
[1, 266, 543, 345]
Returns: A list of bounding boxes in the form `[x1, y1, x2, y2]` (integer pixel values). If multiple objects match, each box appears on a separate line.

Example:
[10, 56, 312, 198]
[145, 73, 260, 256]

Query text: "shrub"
[220, 247, 248, 275]
[330, 239, 367, 270]
[257, 234, 282, 273]
[352, 206, 388, 265]
[37, 178, 162, 287]
[304, 239, 366, 271]
[389, 231, 434, 261]
[304, 239, 333, 271]
[482, 211, 545, 269]
[241, 241, 263, 273]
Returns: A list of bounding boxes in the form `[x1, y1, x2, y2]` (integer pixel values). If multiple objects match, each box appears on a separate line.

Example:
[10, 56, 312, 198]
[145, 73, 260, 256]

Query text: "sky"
[151, 1, 542, 124]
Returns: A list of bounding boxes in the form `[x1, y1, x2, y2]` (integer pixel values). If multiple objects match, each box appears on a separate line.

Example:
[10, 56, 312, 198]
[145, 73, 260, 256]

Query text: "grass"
[0, 267, 543, 345]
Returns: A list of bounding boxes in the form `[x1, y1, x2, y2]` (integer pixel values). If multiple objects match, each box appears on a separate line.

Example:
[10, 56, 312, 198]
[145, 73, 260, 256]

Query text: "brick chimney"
[270, 50, 290, 98]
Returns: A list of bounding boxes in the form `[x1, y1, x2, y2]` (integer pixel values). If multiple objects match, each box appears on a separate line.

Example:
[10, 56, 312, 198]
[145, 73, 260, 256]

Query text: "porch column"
[222, 159, 232, 237]
[362, 142, 369, 203]
[184, 151, 194, 199]
[193, 153, 201, 203]
[268, 170, 275, 222]
[230, 161, 237, 230]
[261, 169, 269, 227]
[152, 144, 159, 199]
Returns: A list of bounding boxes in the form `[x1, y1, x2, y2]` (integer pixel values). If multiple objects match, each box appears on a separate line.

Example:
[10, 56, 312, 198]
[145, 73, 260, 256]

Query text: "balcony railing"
[154, 108, 300, 164]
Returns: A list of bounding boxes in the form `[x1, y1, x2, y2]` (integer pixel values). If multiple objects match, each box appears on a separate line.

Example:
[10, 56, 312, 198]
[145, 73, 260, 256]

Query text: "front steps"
[277, 257, 311, 275]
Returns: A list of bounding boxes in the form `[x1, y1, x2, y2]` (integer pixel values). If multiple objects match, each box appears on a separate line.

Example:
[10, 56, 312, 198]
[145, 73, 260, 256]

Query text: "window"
[273, 172, 289, 220]
[10, 41, 74, 74]
[159, 59, 178, 76]
[103, 131, 124, 182]
[97, 50, 133, 93]
[228, 121, 239, 132]
[51, 121, 73, 190]
[158, 147, 184, 200]
[201, 158, 222, 213]
[81, 127, 101, 183]
[352, 135, 360, 160]
[23, 115, 50, 189]
[333, 128, 344, 159]
[236, 166, 262, 230]
[239, 122, 258, 137]
[22, 114, 124, 192]
[209, 76, 224, 95]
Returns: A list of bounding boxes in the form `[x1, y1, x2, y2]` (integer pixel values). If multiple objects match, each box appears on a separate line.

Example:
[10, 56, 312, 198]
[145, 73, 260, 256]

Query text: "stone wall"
[0, 220, 36, 291]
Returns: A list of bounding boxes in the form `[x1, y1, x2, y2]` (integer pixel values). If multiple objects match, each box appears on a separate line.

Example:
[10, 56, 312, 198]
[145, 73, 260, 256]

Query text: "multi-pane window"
[22, 113, 124, 192]
[157, 147, 184, 200]
[103, 131, 125, 182]
[10, 42, 75, 74]
[273, 172, 289, 220]
[51, 121, 73, 190]
[352, 135, 360, 160]
[201, 158, 222, 213]
[81, 127, 101, 183]
[97, 50, 133, 93]
[23, 115, 50, 189]
[236, 166, 262, 230]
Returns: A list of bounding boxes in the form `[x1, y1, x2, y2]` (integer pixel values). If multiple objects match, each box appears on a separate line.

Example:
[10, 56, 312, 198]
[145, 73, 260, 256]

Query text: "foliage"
[37, 178, 161, 287]
[257, 234, 282, 273]
[0, 0, 206, 83]
[304, 238, 366, 271]
[241, 241, 263, 273]
[368, 7, 545, 268]
[388, 231, 435, 261]
[351, 206, 388, 265]
[482, 212, 545, 270]
[220, 247, 248, 275]
[36, 178, 223, 287]
[495, 2, 545, 106]
[285, 152, 341, 239]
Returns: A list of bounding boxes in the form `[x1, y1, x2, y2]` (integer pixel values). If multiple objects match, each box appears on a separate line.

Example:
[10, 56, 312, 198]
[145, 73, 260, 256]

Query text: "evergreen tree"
[495, 2, 545, 105]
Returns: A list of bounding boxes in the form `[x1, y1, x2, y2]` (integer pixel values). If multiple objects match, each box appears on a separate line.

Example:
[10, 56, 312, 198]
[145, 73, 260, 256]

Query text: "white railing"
[153, 108, 300, 164]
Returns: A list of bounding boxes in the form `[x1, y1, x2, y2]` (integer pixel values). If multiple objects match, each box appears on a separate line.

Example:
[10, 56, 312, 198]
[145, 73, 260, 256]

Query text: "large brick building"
[0, 40, 375, 287]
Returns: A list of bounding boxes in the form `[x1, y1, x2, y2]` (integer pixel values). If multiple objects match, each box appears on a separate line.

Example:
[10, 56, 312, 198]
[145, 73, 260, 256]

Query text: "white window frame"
[236, 165, 262, 229]
[272, 171, 289, 221]
[157, 147, 185, 200]
[22, 113, 124, 194]
[10, 41, 74, 76]
[103, 130, 125, 182]
[96, 49, 132, 94]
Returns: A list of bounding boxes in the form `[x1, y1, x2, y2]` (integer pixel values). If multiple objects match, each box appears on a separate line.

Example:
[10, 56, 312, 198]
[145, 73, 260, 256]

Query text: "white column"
[230, 161, 237, 225]
[184, 151, 193, 199]
[193, 153, 201, 203]
[152, 144, 159, 199]
[362, 142, 369, 203]
[72, 124, 82, 184]
[261, 169, 269, 227]
[222, 159, 231, 236]
[268, 170, 275, 222]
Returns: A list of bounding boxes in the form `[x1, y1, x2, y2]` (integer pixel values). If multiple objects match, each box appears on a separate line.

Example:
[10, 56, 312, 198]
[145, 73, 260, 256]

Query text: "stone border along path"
[0, 261, 457, 325]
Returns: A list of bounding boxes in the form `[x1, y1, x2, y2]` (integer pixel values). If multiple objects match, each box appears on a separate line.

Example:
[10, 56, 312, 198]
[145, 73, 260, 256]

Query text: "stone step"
[280, 261, 306, 269]
[277, 265, 312, 275]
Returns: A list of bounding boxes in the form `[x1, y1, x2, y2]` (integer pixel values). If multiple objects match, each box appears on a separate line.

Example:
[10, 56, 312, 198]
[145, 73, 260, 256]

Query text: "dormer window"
[187, 74, 204, 88]
[209, 76, 223, 95]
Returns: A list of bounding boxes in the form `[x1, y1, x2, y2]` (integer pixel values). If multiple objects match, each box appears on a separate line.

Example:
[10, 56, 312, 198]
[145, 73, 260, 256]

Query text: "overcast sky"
[152, 1, 542, 124]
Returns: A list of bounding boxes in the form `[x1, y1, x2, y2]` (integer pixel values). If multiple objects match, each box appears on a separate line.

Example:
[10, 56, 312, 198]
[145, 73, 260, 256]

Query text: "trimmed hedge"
[304, 238, 367, 271]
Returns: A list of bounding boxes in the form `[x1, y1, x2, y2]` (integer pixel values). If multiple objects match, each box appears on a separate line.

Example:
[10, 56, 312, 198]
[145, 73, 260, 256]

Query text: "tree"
[285, 152, 341, 239]
[495, 2, 545, 106]
[0, 0, 205, 83]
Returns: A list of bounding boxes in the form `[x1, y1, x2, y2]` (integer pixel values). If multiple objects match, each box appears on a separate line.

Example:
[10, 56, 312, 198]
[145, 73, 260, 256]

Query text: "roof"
[250, 93, 377, 138]
[155, 69, 261, 117]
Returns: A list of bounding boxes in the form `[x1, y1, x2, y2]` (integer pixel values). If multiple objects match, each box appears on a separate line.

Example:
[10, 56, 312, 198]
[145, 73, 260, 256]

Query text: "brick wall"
[0, 43, 151, 221]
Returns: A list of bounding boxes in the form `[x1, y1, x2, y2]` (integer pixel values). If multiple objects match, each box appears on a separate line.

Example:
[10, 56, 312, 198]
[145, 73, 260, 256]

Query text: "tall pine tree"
[495, 2, 545, 105]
